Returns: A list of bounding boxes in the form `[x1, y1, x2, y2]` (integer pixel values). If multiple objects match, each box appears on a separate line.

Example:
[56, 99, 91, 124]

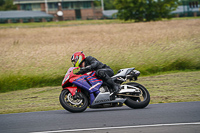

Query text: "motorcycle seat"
[112, 67, 135, 78]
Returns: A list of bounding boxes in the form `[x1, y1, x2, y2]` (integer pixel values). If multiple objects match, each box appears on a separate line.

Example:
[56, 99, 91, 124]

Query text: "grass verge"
[0, 71, 199, 114]
[0, 19, 125, 29]
[0, 74, 63, 92]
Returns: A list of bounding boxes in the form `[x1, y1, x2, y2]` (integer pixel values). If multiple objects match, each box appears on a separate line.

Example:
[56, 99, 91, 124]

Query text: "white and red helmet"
[71, 51, 86, 67]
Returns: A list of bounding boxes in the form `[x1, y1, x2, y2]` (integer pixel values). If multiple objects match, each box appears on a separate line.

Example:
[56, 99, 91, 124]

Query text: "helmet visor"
[71, 54, 83, 67]
[71, 58, 78, 67]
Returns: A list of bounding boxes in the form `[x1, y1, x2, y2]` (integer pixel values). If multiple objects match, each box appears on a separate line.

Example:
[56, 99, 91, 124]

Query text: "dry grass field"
[0, 19, 200, 92]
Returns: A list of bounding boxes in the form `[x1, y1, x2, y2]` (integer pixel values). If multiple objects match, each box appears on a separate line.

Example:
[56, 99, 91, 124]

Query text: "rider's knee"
[96, 70, 106, 79]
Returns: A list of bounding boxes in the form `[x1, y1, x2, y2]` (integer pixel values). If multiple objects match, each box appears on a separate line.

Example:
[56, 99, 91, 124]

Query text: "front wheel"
[123, 82, 150, 109]
[59, 89, 88, 113]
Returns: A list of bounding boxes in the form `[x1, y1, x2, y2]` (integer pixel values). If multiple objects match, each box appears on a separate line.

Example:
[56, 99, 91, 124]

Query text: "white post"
[45, 0, 48, 13]
[101, 0, 104, 11]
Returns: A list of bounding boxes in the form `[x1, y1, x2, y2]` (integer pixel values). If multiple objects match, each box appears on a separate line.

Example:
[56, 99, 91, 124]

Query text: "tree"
[94, 0, 101, 7]
[94, 0, 116, 10]
[104, 0, 116, 10]
[0, 0, 17, 11]
[0, 0, 5, 6]
[115, 0, 180, 22]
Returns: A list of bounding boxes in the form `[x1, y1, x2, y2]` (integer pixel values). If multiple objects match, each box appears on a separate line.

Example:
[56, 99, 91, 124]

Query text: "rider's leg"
[96, 69, 120, 95]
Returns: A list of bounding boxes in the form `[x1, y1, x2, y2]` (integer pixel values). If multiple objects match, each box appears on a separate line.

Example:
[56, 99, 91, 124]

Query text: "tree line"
[0, 0, 17, 11]
[95, 0, 180, 22]
[115, 0, 180, 22]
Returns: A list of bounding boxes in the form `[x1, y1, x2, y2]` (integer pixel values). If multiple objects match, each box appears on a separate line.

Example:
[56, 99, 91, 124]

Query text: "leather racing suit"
[77, 56, 118, 93]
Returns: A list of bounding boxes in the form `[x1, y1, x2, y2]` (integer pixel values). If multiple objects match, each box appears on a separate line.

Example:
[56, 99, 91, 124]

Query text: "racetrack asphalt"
[0, 101, 200, 133]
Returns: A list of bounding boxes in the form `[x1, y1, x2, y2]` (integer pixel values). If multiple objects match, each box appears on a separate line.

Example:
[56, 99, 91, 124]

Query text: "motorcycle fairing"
[91, 92, 126, 106]
[112, 67, 135, 78]
[72, 74, 103, 104]
[91, 85, 141, 106]
[63, 86, 78, 96]
[73, 75, 102, 93]
[62, 67, 80, 86]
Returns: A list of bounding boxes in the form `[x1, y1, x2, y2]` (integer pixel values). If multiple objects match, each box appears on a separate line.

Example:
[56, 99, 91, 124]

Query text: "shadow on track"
[58, 106, 151, 114]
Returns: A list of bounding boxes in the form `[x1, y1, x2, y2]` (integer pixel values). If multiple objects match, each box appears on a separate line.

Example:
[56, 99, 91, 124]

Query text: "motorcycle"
[59, 67, 150, 113]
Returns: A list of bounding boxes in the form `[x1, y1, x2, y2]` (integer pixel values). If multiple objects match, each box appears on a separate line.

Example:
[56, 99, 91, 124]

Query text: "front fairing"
[62, 67, 103, 92]
[62, 67, 79, 87]
[61, 67, 103, 105]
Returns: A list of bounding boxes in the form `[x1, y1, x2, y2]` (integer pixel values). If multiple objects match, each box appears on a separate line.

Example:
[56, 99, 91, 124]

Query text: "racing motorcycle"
[59, 67, 150, 113]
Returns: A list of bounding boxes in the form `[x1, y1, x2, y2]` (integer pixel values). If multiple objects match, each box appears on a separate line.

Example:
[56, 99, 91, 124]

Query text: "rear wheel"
[123, 82, 150, 109]
[59, 89, 88, 113]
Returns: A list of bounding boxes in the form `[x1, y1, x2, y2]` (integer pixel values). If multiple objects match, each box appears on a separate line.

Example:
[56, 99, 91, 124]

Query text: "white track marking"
[31, 122, 200, 133]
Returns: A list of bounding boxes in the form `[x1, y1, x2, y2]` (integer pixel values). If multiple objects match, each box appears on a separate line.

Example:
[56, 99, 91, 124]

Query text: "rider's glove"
[76, 66, 92, 75]
[85, 66, 92, 71]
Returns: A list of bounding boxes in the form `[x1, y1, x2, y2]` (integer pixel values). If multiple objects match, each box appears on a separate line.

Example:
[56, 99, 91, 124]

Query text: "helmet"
[71, 51, 86, 67]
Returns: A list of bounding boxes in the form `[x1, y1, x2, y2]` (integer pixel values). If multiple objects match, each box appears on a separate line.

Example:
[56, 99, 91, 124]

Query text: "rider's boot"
[106, 78, 120, 100]
[96, 70, 120, 100]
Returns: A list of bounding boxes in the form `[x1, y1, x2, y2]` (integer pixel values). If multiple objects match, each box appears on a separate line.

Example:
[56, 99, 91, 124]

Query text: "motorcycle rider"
[71, 51, 119, 99]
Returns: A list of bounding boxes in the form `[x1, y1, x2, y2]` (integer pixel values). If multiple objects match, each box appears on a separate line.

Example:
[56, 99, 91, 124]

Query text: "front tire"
[59, 89, 88, 113]
[124, 82, 150, 109]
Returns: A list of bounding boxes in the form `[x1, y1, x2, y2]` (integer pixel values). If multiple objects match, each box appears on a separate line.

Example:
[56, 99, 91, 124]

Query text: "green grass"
[0, 74, 62, 92]
[139, 71, 200, 104]
[0, 71, 199, 114]
[141, 58, 200, 75]
[0, 19, 125, 29]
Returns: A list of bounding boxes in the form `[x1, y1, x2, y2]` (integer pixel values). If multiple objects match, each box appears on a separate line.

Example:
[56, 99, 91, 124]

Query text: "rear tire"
[124, 82, 150, 109]
[59, 89, 88, 113]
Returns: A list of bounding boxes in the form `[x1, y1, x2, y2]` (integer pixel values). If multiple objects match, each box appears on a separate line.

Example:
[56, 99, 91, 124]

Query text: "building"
[0, 11, 53, 23]
[13, 0, 103, 21]
[171, 5, 200, 17]
[172, 0, 200, 17]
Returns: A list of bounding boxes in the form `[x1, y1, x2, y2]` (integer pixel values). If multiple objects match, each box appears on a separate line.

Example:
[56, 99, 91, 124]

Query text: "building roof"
[0, 11, 53, 19]
[14, 0, 94, 4]
[103, 10, 118, 18]
[171, 5, 200, 14]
